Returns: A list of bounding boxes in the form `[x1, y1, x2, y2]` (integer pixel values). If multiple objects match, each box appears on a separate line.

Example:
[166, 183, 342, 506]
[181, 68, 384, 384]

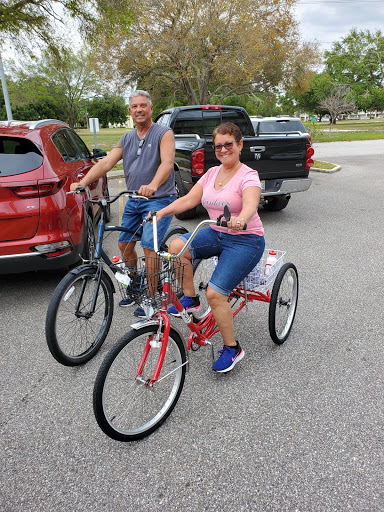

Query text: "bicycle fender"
[69, 264, 116, 293]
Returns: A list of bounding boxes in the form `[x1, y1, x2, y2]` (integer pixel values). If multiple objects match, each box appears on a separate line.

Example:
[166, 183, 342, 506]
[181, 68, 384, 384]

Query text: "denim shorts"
[180, 227, 265, 296]
[118, 196, 176, 250]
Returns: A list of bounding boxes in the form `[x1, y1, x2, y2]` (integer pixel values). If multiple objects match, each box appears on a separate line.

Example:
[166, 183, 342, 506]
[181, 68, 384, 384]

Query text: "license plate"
[261, 180, 265, 191]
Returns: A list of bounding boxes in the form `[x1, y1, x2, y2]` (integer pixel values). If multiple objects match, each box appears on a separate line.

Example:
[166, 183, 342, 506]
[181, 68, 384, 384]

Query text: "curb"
[311, 164, 341, 174]
[107, 170, 125, 179]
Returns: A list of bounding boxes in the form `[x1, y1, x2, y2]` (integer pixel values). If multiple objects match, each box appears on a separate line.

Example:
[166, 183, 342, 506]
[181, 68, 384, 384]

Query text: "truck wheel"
[263, 196, 290, 211]
[175, 172, 198, 220]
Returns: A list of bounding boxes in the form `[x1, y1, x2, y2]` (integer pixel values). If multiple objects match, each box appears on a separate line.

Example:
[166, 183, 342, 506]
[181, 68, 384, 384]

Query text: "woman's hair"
[212, 122, 242, 143]
[129, 90, 153, 107]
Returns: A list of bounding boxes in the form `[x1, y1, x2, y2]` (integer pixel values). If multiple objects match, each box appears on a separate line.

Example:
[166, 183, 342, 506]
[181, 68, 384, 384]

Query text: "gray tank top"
[120, 124, 176, 198]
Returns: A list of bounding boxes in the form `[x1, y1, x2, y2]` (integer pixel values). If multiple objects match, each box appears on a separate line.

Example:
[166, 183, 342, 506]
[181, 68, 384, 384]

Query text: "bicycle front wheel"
[269, 263, 298, 345]
[45, 267, 114, 366]
[93, 325, 187, 442]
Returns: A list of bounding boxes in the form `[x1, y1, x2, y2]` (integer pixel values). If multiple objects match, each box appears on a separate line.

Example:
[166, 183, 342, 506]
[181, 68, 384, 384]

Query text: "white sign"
[89, 118, 99, 132]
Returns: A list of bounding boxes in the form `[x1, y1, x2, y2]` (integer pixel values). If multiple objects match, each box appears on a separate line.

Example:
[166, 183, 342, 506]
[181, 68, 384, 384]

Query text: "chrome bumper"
[262, 177, 312, 197]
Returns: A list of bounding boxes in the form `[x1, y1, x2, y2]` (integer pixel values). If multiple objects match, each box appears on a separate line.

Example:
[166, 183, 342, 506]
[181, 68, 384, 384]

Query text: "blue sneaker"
[212, 344, 244, 373]
[133, 306, 147, 318]
[119, 296, 135, 307]
[168, 295, 201, 317]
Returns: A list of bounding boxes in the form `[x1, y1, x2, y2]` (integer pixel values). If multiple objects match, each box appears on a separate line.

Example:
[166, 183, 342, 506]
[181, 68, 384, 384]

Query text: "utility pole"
[0, 52, 13, 121]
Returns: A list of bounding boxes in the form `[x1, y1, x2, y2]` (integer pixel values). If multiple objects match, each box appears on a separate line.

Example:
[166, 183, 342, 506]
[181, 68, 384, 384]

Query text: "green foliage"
[4, 46, 110, 127]
[85, 95, 128, 128]
[324, 29, 384, 111]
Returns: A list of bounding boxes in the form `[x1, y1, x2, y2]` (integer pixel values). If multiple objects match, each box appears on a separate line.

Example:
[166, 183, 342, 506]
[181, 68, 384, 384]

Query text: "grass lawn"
[306, 118, 384, 143]
[76, 127, 130, 152]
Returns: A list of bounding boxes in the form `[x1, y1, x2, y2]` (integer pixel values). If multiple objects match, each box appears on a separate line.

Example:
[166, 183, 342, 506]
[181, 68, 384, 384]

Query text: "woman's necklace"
[217, 162, 240, 187]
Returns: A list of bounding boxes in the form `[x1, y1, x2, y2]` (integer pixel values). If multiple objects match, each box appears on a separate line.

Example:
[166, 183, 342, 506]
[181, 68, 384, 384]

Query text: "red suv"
[0, 119, 109, 274]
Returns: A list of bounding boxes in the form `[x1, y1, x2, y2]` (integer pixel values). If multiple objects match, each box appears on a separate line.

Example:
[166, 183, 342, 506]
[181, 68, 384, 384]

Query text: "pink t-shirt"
[197, 164, 264, 236]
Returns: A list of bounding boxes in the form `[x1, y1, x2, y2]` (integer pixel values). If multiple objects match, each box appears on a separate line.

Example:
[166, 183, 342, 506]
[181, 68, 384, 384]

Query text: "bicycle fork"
[135, 311, 188, 388]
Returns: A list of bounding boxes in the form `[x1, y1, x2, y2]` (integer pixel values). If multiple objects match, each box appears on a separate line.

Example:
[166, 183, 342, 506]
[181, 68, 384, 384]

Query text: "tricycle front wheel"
[269, 263, 298, 345]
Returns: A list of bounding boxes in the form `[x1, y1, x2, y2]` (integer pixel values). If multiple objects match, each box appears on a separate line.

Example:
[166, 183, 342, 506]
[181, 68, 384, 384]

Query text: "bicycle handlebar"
[149, 205, 247, 258]
[66, 187, 148, 204]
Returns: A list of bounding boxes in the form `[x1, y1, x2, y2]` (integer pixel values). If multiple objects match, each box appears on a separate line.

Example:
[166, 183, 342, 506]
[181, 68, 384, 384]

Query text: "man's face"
[129, 95, 153, 125]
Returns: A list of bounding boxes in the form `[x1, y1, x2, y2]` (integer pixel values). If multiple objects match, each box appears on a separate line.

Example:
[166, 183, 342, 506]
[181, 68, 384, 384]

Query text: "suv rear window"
[254, 119, 306, 134]
[0, 137, 43, 177]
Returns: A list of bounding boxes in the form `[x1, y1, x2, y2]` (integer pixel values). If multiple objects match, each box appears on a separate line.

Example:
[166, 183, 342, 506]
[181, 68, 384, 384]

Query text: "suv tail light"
[305, 144, 314, 170]
[11, 178, 65, 198]
[191, 149, 205, 177]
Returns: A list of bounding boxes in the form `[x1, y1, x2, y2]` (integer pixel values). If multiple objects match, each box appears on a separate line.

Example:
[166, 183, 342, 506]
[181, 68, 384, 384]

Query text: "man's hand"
[138, 184, 157, 198]
[70, 182, 82, 192]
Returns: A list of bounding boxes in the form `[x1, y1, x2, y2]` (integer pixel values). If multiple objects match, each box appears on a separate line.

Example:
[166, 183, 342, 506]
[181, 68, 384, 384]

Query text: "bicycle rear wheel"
[93, 325, 187, 442]
[161, 225, 188, 250]
[192, 257, 217, 319]
[269, 263, 298, 344]
[46, 266, 114, 365]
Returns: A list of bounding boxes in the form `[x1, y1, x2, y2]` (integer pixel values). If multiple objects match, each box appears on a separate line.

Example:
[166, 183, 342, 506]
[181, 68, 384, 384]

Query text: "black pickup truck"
[155, 105, 314, 219]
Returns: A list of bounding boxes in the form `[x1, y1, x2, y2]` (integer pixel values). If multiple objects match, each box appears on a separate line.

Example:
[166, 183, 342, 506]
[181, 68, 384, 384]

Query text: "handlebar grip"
[217, 220, 247, 230]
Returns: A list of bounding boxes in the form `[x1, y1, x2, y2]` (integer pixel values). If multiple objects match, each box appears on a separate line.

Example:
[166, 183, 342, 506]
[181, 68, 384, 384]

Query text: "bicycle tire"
[93, 325, 187, 442]
[161, 225, 188, 251]
[191, 258, 214, 319]
[268, 262, 298, 345]
[46, 266, 114, 366]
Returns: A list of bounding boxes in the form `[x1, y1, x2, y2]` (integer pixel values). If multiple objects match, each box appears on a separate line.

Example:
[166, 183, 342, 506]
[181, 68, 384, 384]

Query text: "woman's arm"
[156, 183, 203, 221]
[227, 186, 261, 231]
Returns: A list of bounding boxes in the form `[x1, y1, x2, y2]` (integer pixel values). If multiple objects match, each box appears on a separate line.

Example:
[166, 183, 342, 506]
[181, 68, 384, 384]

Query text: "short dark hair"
[212, 122, 242, 143]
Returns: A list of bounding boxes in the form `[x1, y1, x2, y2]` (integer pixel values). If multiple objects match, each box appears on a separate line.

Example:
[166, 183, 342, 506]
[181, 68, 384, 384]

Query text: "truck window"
[173, 110, 203, 135]
[202, 111, 221, 136]
[222, 110, 252, 135]
[156, 113, 172, 127]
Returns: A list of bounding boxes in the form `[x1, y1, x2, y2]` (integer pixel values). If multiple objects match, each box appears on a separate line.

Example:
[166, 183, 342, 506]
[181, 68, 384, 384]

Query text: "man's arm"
[70, 147, 123, 191]
[138, 130, 175, 198]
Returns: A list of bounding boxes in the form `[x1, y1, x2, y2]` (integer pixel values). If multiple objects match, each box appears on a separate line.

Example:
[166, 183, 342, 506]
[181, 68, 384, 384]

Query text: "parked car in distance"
[250, 116, 311, 141]
[0, 119, 109, 274]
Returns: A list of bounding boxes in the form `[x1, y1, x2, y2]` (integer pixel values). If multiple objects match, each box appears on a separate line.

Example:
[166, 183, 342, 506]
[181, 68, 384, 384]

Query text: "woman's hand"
[227, 216, 246, 232]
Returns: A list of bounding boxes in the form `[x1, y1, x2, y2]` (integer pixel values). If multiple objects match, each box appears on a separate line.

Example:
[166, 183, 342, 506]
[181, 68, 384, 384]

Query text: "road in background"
[1, 141, 383, 511]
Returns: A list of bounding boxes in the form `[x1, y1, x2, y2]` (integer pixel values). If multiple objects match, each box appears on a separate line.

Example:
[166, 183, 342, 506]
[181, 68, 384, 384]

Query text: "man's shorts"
[118, 196, 177, 250]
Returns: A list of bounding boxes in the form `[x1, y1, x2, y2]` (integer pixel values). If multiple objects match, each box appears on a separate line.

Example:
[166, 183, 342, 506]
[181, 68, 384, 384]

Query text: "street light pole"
[0, 53, 13, 121]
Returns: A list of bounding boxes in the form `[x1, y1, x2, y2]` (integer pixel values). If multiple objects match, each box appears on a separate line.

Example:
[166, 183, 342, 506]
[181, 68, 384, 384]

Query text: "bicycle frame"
[131, 212, 270, 387]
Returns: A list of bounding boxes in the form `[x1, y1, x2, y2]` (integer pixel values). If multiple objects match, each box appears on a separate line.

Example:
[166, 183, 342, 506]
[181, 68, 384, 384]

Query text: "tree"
[95, 0, 321, 105]
[325, 29, 384, 110]
[5, 46, 106, 127]
[319, 85, 356, 126]
[85, 95, 128, 127]
[0, 0, 96, 46]
[295, 72, 334, 120]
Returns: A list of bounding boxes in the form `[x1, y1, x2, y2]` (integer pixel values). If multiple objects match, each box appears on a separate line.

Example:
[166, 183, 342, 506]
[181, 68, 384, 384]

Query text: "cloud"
[295, 0, 384, 51]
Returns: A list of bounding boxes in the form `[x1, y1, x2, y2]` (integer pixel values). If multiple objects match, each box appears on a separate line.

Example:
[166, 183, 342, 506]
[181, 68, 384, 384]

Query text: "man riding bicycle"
[70, 90, 177, 317]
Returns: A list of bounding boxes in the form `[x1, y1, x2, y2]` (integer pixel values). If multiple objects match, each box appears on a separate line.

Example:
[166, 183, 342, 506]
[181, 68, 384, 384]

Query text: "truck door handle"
[250, 146, 266, 153]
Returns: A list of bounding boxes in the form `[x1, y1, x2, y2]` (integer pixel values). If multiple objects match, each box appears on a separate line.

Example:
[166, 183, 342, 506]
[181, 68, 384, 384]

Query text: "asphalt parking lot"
[1, 141, 383, 511]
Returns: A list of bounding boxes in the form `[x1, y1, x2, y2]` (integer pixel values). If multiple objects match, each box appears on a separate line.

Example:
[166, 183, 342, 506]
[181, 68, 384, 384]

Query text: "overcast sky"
[294, 0, 384, 52]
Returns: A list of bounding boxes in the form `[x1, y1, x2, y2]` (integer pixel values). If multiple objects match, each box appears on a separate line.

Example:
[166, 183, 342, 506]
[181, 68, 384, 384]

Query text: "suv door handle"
[77, 173, 85, 178]
[250, 146, 266, 152]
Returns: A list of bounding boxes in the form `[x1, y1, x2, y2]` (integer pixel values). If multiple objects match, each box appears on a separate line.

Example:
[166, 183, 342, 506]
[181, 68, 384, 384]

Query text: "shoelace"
[217, 346, 234, 356]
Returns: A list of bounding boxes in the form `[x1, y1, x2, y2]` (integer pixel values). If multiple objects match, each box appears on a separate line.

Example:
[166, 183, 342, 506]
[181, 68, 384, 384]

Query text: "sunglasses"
[137, 139, 145, 156]
[212, 141, 235, 152]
